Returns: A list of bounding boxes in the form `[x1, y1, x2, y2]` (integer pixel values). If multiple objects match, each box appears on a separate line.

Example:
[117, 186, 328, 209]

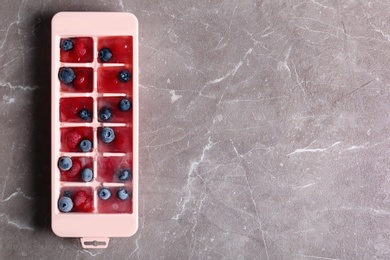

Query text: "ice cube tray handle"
[80, 237, 110, 249]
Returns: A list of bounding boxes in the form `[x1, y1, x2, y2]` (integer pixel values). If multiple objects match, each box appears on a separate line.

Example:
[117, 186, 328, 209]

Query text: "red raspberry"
[66, 130, 82, 149]
[81, 199, 94, 212]
[66, 161, 81, 178]
[73, 72, 88, 90]
[73, 190, 93, 212]
[73, 190, 87, 209]
[60, 98, 79, 119]
[74, 41, 87, 59]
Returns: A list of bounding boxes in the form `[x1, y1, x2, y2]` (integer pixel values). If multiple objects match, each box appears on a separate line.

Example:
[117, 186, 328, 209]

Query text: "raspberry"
[66, 130, 82, 149]
[73, 72, 88, 90]
[73, 190, 87, 209]
[66, 161, 81, 178]
[74, 41, 87, 59]
[73, 190, 93, 212]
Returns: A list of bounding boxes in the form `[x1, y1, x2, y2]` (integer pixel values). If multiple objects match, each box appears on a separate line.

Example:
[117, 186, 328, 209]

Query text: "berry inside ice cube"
[58, 196, 73, 212]
[119, 169, 131, 181]
[100, 127, 115, 143]
[73, 190, 94, 212]
[117, 188, 130, 200]
[79, 109, 92, 121]
[119, 98, 131, 111]
[118, 70, 131, 83]
[59, 67, 75, 84]
[81, 168, 93, 182]
[60, 39, 74, 51]
[58, 156, 72, 171]
[99, 188, 111, 200]
[99, 48, 112, 62]
[99, 107, 112, 122]
[79, 139, 92, 152]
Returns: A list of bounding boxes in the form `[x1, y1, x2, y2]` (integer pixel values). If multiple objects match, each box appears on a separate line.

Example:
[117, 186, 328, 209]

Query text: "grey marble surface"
[1, 0, 390, 259]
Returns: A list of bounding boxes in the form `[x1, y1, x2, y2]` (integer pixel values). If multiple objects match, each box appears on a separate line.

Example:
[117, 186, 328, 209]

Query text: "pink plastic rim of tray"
[51, 12, 139, 249]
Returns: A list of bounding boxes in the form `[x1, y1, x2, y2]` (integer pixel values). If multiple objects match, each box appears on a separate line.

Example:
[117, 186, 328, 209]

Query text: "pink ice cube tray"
[51, 12, 139, 249]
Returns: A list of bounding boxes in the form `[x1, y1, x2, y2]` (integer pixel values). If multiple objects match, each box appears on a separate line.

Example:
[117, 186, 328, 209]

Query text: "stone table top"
[1, 0, 390, 259]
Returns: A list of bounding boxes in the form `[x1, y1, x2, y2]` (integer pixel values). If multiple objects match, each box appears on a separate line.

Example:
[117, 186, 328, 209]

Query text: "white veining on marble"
[2, 95, 15, 103]
[292, 182, 316, 190]
[1, 188, 34, 202]
[206, 47, 253, 85]
[169, 90, 182, 103]
[0, 213, 34, 231]
[173, 137, 216, 221]
[118, 0, 125, 11]
[81, 249, 103, 257]
[297, 254, 341, 260]
[0, 81, 39, 91]
[287, 140, 341, 156]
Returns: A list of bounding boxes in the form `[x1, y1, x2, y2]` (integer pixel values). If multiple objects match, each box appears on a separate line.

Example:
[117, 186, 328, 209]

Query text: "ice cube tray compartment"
[59, 156, 94, 182]
[97, 96, 133, 123]
[59, 67, 94, 93]
[52, 12, 138, 246]
[98, 36, 133, 64]
[60, 97, 94, 122]
[60, 37, 94, 63]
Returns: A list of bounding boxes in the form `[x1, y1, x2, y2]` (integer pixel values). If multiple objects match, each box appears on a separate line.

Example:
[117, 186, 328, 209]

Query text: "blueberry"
[59, 67, 75, 84]
[63, 190, 72, 197]
[58, 156, 72, 171]
[117, 188, 129, 200]
[100, 127, 115, 143]
[118, 70, 131, 83]
[79, 109, 92, 121]
[79, 139, 92, 152]
[99, 107, 112, 121]
[119, 99, 131, 111]
[58, 196, 73, 212]
[99, 188, 111, 200]
[81, 168, 93, 182]
[99, 48, 112, 62]
[60, 39, 74, 51]
[119, 170, 131, 181]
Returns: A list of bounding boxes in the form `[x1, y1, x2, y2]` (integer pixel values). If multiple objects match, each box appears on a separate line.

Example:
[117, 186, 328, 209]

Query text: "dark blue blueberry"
[99, 107, 112, 121]
[59, 67, 75, 84]
[79, 139, 92, 152]
[81, 168, 93, 182]
[58, 156, 72, 171]
[119, 99, 131, 111]
[119, 170, 131, 181]
[118, 70, 131, 83]
[79, 109, 92, 121]
[99, 188, 111, 200]
[60, 39, 74, 51]
[58, 196, 73, 212]
[99, 48, 112, 62]
[100, 127, 115, 143]
[117, 189, 129, 200]
[63, 190, 72, 197]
